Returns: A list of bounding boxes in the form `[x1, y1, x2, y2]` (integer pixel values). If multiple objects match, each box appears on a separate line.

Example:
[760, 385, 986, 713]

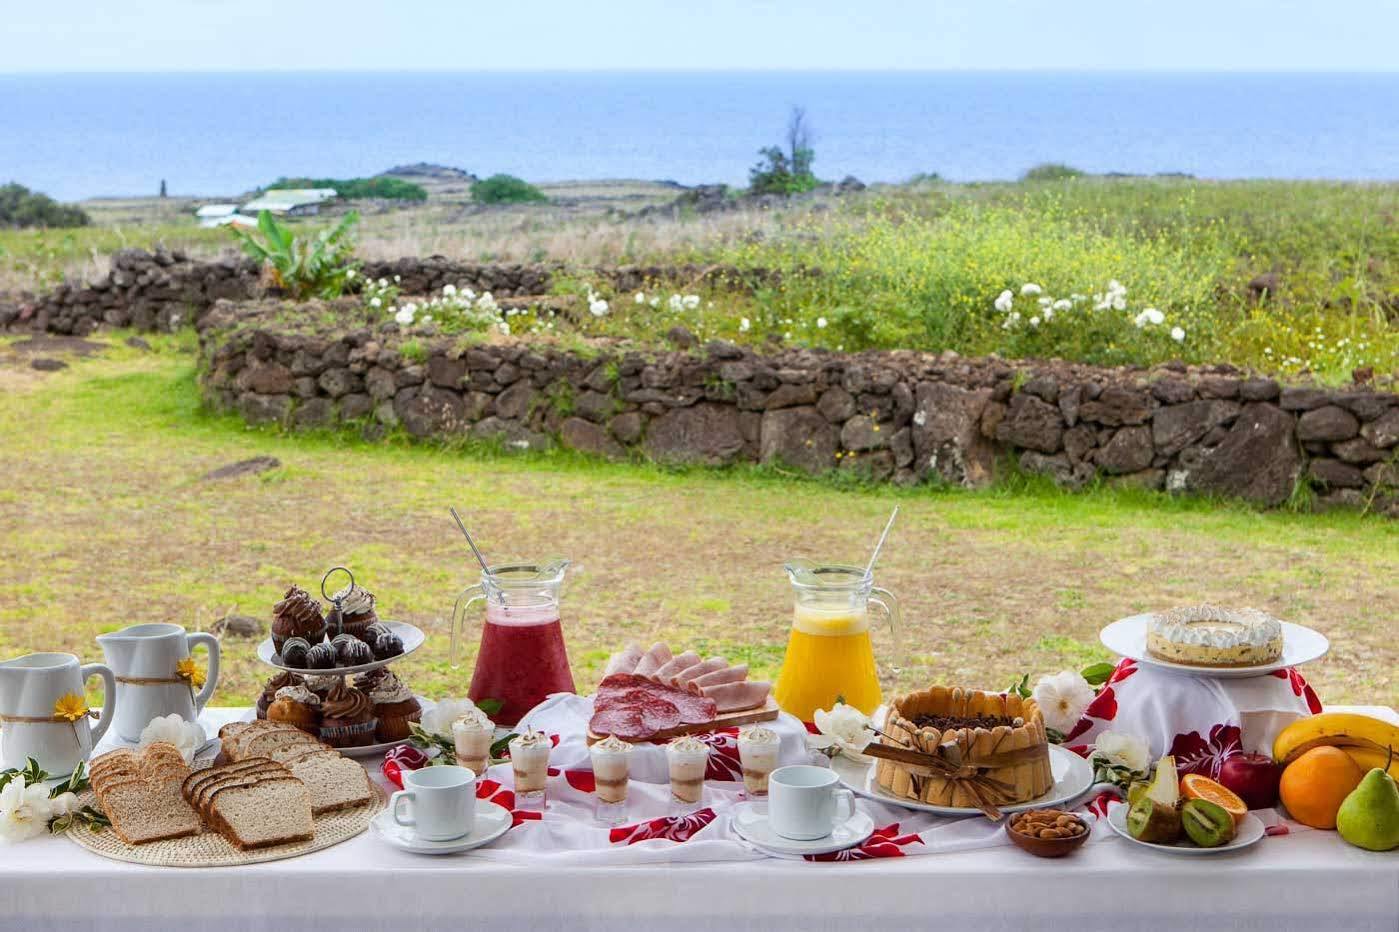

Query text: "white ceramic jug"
[97, 623, 220, 743]
[0, 652, 116, 775]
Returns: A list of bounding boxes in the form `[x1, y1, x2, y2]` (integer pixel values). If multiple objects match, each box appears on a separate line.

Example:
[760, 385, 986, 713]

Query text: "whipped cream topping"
[365, 670, 414, 704]
[667, 735, 710, 756]
[452, 707, 494, 733]
[305, 674, 343, 694]
[737, 724, 780, 746]
[511, 730, 551, 750]
[275, 684, 322, 706]
[590, 735, 633, 755]
[333, 583, 376, 617]
[1150, 604, 1283, 648]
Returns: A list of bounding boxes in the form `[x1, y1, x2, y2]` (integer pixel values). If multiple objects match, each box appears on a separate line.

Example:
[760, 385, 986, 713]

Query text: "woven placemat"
[65, 781, 386, 868]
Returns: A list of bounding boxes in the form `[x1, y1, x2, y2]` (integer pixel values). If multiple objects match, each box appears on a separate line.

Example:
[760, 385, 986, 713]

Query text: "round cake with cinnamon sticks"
[874, 687, 1053, 810]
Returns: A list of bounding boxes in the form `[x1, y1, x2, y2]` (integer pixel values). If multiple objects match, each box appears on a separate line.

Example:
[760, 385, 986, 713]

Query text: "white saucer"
[1100, 615, 1329, 678]
[731, 803, 875, 856]
[370, 799, 512, 854]
[1106, 804, 1266, 854]
[832, 743, 1094, 817]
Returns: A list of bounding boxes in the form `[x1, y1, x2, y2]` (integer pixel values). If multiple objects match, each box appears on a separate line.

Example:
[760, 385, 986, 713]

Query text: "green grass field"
[3, 334, 1394, 711]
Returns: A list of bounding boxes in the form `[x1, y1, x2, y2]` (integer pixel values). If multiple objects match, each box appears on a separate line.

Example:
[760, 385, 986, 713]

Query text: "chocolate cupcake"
[305, 674, 345, 700]
[266, 685, 321, 735]
[271, 585, 326, 654]
[280, 636, 313, 668]
[319, 683, 378, 748]
[353, 668, 391, 692]
[326, 583, 378, 643]
[306, 641, 337, 670]
[257, 671, 304, 719]
[363, 670, 421, 741]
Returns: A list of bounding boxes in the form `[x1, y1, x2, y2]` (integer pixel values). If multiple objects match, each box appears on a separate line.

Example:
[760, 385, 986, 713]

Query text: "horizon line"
[5, 66, 1399, 77]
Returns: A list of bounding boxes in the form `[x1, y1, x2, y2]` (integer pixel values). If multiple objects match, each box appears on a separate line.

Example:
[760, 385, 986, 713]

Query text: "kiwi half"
[1126, 797, 1182, 844]
[1182, 799, 1236, 848]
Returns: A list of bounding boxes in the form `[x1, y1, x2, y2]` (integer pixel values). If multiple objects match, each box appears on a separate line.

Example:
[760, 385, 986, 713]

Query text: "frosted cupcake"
[327, 582, 378, 643]
[366, 670, 422, 741]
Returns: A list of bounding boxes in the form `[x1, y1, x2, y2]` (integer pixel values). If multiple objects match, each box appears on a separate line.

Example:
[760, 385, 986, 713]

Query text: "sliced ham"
[603, 643, 643, 676]
[687, 663, 748, 693]
[653, 651, 700, 685]
[632, 642, 672, 679]
[701, 680, 772, 713]
[674, 657, 727, 688]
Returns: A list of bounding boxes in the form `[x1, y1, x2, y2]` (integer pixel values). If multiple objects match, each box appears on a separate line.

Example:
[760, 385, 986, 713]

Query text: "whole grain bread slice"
[103, 780, 201, 845]
[209, 777, 313, 850]
[284, 752, 373, 815]
[182, 759, 275, 802]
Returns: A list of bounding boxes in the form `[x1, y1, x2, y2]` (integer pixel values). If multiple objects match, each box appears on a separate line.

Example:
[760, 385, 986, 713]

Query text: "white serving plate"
[1106, 804, 1266, 855]
[257, 619, 425, 676]
[732, 804, 875, 856]
[1099, 614, 1329, 678]
[831, 743, 1093, 817]
[370, 799, 512, 854]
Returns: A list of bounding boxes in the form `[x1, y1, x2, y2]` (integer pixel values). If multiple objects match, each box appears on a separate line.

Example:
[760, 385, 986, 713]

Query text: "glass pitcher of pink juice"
[451, 559, 575, 725]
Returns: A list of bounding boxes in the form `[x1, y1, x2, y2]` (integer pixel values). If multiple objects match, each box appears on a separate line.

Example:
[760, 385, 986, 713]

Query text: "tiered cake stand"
[254, 566, 433, 758]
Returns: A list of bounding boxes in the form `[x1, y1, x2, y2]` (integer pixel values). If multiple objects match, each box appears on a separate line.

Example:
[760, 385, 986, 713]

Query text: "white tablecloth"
[2, 707, 1395, 932]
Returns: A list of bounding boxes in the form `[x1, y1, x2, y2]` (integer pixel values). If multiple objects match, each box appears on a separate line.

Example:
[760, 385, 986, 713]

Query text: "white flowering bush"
[993, 278, 1194, 365]
[382, 283, 505, 335]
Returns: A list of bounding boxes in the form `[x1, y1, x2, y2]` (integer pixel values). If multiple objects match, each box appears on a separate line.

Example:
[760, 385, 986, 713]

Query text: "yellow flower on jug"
[52, 693, 90, 723]
[176, 657, 206, 690]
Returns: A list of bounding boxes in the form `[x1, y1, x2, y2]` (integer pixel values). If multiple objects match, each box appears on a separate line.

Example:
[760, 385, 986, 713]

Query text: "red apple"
[1217, 753, 1282, 810]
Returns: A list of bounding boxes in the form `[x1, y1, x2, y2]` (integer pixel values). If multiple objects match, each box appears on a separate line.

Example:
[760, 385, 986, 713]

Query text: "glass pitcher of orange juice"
[773, 560, 900, 721]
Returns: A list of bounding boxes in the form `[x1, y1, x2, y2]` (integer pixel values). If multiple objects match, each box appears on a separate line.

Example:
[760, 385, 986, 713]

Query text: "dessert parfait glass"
[737, 724, 782, 801]
[666, 736, 710, 814]
[509, 731, 552, 810]
[589, 736, 633, 825]
[452, 709, 495, 776]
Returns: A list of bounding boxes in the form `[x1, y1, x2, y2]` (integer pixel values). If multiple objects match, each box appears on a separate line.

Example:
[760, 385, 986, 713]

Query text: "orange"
[1180, 773, 1248, 826]
[1278, 746, 1364, 829]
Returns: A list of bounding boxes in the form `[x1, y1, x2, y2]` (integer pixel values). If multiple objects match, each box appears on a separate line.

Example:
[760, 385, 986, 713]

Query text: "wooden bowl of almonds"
[1006, 808, 1090, 858]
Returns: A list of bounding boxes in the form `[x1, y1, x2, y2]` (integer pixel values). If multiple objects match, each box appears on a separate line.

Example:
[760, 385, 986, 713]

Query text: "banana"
[1341, 746, 1399, 779]
[1273, 712, 1399, 766]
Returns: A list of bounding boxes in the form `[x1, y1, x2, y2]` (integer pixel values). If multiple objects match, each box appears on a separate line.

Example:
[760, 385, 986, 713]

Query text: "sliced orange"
[1180, 773, 1248, 826]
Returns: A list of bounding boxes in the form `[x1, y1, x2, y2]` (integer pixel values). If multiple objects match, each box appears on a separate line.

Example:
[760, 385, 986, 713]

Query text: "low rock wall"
[197, 299, 1399, 515]
[0, 249, 782, 337]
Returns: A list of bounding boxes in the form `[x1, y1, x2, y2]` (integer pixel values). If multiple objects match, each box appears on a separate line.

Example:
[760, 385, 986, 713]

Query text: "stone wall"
[197, 299, 1399, 516]
[0, 249, 783, 337]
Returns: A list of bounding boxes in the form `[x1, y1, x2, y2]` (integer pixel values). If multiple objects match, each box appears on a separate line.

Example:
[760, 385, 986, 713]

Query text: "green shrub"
[471, 175, 548, 205]
[229, 210, 359, 300]
[1022, 163, 1085, 182]
[266, 176, 427, 201]
[749, 107, 819, 196]
[0, 183, 89, 229]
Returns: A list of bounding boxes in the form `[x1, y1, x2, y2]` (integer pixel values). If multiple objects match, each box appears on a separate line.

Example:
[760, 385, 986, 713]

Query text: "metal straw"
[864, 506, 898, 577]
[449, 507, 494, 578]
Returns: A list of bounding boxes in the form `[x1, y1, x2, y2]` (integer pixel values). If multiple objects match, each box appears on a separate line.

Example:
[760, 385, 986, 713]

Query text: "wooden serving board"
[586, 698, 780, 745]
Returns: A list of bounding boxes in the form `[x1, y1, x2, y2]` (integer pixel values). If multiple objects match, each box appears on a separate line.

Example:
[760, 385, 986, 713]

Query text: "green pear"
[1336, 767, 1399, 852]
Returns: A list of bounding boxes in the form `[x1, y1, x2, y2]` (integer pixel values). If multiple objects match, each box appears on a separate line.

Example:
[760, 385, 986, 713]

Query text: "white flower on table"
[812, 701, 876, 761]
[138, 712, 206, 763]
[420, 697, 482, 738]
[0, 776, 54, 842]
[1032, 669, 1096, 734]
[1091, 731, 1150, 775]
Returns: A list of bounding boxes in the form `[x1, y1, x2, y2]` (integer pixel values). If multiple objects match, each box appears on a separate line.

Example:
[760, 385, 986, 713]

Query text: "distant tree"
[1022, 162, 1085, 182]
[0, 183, 89, 228]
[471, 174, 548, 205]
[266, 176, 427, 201]
[159, 179, 167, 198]
[749, 106, 819, 196]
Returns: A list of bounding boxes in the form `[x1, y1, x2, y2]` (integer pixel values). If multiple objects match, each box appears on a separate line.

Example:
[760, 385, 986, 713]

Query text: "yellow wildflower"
[52, 693, 89, 723]
[176, 657, 207, 689]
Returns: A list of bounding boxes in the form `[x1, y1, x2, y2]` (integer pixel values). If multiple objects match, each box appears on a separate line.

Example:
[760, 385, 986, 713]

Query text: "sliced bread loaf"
[208, 777, 313, 850]
[284, 752, 374, 815]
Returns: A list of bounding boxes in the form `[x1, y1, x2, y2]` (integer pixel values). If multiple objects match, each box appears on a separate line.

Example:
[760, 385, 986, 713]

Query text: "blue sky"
[5, 0, 1396, 72]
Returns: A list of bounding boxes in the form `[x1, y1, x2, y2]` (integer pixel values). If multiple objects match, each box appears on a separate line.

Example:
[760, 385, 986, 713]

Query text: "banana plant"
[230, 209, 359, 300]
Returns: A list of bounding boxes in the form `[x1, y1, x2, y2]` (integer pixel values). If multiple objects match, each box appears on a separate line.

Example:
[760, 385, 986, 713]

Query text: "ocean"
[2, 70, 1396, 201]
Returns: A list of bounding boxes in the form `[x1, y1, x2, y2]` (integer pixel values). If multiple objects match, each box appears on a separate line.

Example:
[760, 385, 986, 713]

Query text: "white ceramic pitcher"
[0, 652, 116, 775]
[97, 623, 220, 743]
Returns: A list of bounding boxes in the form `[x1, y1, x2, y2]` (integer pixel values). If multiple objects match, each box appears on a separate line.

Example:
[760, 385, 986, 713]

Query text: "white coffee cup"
[768, 764, 857, 840]
[391, 765, 477, 841]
